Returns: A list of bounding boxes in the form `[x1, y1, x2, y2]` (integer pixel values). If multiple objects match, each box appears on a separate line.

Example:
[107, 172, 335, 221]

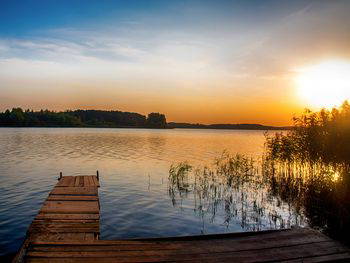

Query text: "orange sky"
[1, 1, 350, 126]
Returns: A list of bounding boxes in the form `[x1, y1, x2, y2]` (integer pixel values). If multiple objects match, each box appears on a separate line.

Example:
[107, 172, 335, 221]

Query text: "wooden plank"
[24, 252, 350, 263]
[92, 176, 100, 187]
[50, 187, 98, 196]
[30, 225, 99, 231]
[34, 218, 98, 223]
[79, 176, 85, 187]
[84, 233, 96, 241]
[88, 176, 94, 187]
[25, 258, 105, 263]
[74, 177, 79, 187]
[56, 177, 71, 187]
[89, 176, 95, 187]
[57, 176, 77, 187]
[41, 200, 99, 208]
[55, 177, 65, 187]
[47, 195, 98, 201]
[40, 201, 99, 214]
[32, 229, 313, 245]
[83, 176, 90, 187]
[30, 228, 99, 234]
[29, 224, 99, 233]
[134, 227, 326, 242]
[27, 237, 339, 254]
[33, 220, 99, 225]
[31, 233, 93, 242]
[25, 241, 349, 261]
[69, 176, 76, 187]
[30, 230, 329, 252]
[31, 222, 99, 228]
[35, 213, 99, 220]
[68, 176, 76, 187]
[26, 227, 350, 261]
[284, 252, 350, 262]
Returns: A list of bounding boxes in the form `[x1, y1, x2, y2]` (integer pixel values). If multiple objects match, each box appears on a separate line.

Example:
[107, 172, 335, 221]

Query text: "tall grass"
[168, 152, 305, 232]
[265, 101, 350, 163]
[264, 101, 350, 244]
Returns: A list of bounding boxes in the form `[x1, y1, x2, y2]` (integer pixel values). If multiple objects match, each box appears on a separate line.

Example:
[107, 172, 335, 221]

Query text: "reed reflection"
[263, 158, 350, 244]
[168, 152, 306, 233]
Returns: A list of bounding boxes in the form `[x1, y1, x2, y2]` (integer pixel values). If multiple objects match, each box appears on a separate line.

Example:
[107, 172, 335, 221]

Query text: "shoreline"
[0, 126, 289, 131]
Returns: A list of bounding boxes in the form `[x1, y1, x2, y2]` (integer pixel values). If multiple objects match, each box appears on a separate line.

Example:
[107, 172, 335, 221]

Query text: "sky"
[0, 0, 350, 125]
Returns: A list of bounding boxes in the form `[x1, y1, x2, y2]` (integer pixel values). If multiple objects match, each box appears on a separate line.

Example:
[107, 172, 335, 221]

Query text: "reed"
[168, 152, 305, 232]
[265, 101, 350, 164]
[263, 101, 350, 244]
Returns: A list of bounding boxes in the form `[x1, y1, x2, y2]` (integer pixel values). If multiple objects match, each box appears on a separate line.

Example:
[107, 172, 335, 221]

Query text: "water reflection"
[167, 151, 350, 245]
[168, 152, 307, 233]
[263, 159, 350, 244]
[0, 128, 271, 256]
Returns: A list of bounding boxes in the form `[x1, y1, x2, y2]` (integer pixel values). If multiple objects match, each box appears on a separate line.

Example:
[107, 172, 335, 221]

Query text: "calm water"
[0, 128, 305, 256]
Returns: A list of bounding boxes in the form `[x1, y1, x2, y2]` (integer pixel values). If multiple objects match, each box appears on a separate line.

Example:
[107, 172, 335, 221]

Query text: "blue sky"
[0, 0, 314, 37]
[0, 0, 350, 124]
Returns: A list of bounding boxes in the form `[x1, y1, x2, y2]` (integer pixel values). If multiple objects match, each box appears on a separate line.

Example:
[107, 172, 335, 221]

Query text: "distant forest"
[0, 108, 287, 130]
[167, 122, 289, 130]
[0, 108, 167, 128]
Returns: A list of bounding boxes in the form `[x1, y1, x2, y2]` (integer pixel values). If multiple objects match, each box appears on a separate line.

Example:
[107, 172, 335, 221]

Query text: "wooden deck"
[14, 175, 350, 262]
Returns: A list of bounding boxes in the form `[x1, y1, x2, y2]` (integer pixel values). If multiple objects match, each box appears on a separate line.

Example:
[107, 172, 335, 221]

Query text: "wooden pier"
[14, 175, 350, 262]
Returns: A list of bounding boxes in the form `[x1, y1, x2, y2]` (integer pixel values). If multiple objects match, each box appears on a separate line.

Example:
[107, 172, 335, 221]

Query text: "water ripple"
[0, 127, 271, 256]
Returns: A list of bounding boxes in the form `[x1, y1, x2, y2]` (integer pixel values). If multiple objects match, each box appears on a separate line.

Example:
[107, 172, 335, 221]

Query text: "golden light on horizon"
[295, 60, 350, 109]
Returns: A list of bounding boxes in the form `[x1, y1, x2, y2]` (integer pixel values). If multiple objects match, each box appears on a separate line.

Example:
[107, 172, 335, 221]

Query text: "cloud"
[0, 30, 227, 98]
[0, 0, 349, 124]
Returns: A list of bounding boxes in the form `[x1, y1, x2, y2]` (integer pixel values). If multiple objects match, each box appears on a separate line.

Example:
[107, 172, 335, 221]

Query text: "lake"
[0, 128, 306, 256]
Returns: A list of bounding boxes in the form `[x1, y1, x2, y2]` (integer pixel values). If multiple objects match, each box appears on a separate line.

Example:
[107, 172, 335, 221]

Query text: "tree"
[146, 112, 167, 128]
[0, 108, 166, 128]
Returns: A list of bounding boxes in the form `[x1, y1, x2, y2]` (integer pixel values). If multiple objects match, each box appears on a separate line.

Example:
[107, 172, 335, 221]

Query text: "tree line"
[0, 108, 167, 128]
[168, 122, 288, 130]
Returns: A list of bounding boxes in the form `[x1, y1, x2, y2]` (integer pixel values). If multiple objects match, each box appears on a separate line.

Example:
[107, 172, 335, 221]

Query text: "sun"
[295, 59, 350, 109]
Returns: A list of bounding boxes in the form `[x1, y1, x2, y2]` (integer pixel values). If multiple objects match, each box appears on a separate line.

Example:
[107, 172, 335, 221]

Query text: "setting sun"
[296, 60, 350, 109]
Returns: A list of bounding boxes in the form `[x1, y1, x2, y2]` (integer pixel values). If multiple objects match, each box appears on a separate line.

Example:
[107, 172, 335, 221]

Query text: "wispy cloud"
[1, 0, 350, 124]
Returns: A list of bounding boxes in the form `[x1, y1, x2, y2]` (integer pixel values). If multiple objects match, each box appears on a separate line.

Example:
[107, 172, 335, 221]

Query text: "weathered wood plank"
[41, 200, 99, 209]
[47, 195, 99, 201]
[31, 233, 95, 242]
[50, 187, 98, 196]
[24, 251, 350, 263]
[30, 229, 330, 252]
[40, 208, 99, 214]
[30, 225, 99, 231]
[33, 220, 99, 225]
[73, 177, 79, 187]
[27, 239, 345, 255]
[84, 233, 96, 241]
[88, 176, 94, 187]
[31, 222, 99, 228]
[283, 252, 350, 262]
[56, 177, 73, 187]
[25, 241, 349, 262]
[83, 176, 89, 187]
[92, 176, 100, 187]
[30, 228, 99, 234]
[80, 176, 85, 187]
[35, 213, 99, 220]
